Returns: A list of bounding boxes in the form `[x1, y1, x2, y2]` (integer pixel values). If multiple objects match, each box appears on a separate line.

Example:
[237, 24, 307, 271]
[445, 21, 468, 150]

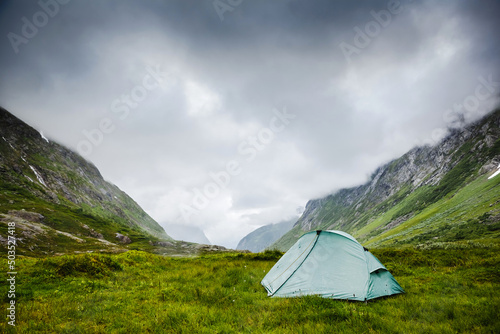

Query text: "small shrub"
[45, 253, 122, 277]
[250, 249, 284, 261]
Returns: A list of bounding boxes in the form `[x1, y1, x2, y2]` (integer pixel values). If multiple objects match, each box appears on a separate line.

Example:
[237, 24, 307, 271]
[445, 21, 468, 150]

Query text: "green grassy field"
[2, 245, 499, 333]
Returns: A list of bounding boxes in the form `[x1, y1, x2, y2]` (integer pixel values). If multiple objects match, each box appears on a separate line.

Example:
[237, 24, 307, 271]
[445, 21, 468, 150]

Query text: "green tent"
[261, 230, 404, 301]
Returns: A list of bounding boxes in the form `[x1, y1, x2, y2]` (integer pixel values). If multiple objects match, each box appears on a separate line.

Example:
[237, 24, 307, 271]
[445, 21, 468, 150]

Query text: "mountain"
[236, 219, 296, 252]
[0, 107, 192, 256]
[162, 223, 211, 244]
[272, 109, 500, 251]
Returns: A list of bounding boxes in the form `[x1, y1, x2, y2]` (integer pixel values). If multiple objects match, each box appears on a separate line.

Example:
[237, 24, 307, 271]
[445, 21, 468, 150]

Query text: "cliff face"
[0, 107, 173, 255]
[272, 110, 500, 251]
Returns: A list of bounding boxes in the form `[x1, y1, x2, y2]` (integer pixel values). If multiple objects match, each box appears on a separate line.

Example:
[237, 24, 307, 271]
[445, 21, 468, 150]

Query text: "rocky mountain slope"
[236, 219, 296, 252]
[272, 109, 500, 251]
[0, 108, 189, 256]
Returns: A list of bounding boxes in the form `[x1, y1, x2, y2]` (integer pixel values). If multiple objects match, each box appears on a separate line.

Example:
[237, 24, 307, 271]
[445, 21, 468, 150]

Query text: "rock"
[479, 160, 500, 175]
[8, 209, 45, 223]
[195, 244, 229, 252]
[152, 241, 174, 247]
[115, 233, 131, 244]
[82, 224, 104, 239]
[382, 214, 413, 231]
[12, 165, 22, 174]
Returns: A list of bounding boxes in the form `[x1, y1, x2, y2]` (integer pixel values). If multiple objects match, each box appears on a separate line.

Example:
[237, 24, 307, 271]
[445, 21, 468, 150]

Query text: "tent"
[261, 230, 404, 301]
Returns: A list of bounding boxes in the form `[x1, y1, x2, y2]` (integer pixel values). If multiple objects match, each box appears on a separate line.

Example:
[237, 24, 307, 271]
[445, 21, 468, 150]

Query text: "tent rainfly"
[261, 230, 404, 301]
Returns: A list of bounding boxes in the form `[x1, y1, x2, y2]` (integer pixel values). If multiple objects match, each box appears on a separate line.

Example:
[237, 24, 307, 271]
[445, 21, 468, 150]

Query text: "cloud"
[0, 0, 499, 247]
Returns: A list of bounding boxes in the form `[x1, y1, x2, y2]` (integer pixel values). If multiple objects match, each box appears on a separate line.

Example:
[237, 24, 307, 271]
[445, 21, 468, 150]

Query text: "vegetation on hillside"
[0, 107, 170, 244]
[360, 171, 500, 248]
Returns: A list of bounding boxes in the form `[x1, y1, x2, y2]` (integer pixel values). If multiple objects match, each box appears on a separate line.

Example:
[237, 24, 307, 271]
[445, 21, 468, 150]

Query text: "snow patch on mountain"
[39, 131, 49, 143]
[29, 165, 47, 187]
[488, 164, 500, 180]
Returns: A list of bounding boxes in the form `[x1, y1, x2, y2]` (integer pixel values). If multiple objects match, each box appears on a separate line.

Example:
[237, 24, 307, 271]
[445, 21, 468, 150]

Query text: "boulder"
[115, 233, 131, 244]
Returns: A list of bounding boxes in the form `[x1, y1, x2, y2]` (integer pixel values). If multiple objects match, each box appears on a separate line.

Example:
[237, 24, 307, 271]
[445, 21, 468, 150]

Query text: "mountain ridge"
[236, 218, 296, 252]
[272, 109, 500, 251]
[0, 107, 184, 256]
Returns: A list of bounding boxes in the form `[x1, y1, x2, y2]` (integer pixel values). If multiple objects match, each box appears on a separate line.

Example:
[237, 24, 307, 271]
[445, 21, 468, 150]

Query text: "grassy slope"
[0, 180, 204, 257]
[1, 247, 499, 333]
[0, 108, 170, 241]
[359, 172, 500, 247]
[0, 180, 154, 255]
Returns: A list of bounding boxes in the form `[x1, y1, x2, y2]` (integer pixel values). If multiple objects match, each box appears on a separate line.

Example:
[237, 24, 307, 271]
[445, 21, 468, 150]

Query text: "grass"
[365, 173, 500, 247]
[1, 246, 499, 333]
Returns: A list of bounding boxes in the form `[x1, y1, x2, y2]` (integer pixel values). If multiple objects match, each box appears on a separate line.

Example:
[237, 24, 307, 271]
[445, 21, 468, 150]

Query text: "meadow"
[1, 245, 499, 333]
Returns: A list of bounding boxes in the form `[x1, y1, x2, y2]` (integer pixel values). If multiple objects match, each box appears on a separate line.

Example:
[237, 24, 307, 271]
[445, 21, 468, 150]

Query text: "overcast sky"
[1, 0, 499, 248]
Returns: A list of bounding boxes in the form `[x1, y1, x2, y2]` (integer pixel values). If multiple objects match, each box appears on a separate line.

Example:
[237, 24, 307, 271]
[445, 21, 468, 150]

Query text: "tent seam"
[267, 232, 318, 286]
[270, 232, 321, 297]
